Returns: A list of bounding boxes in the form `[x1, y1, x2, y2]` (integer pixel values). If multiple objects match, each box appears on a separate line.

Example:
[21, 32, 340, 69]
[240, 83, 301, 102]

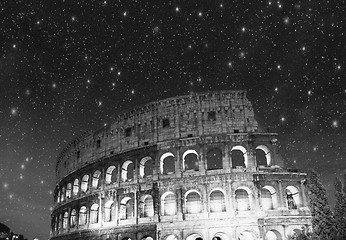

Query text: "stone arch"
[231, 146, 248, 168]
[235, 186, 252, 211]
[66, 183, 72, 199]
[160, 152, 175, 174]
[120, 197, 134, 219]
[62, 211, 68, 229]
[139, 156, 154, 178]
[211, 232, 229, 240]
[141, 237, 154, 240]
[60, 187, 65, 202]
[78, 206, 87, 226]
[140, 194, 154, 217]
[105, 166, 116, 184]
[185, 190, 202, 214]
[92, 170, 101, 189]
[72, 178, 79, 196]
[285, 186, 300, 209]
[183, 150, 199, 171]
[209, 189, 226, 212]
[161, 191, 177, 216]
[104, 200, 115, 222]
[256, 145, 271, 167]
[186, 233, 204, 240]
[207, 148, 223, 170]
[57, 190, 60, 203]
[261, 186, 278, 210]
[70, 209, 77, 228]
[266, 230, 282, 240]
[81, 174, 89, 192]
[122, 160, 134, 181]
[164, 235, 178, 240]
[90, 203, 99, 224]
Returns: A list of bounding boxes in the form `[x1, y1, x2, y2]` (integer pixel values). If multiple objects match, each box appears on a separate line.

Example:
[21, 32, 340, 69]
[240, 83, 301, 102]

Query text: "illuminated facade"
[51, 91, 311, 240]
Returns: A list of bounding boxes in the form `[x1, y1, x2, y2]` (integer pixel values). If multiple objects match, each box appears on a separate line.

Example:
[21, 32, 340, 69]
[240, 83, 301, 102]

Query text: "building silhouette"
[51, 91, 311, 240]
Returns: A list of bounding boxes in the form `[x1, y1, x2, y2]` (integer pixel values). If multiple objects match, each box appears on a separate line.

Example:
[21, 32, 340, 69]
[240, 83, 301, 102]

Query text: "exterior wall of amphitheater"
[51, 91, 311, 240]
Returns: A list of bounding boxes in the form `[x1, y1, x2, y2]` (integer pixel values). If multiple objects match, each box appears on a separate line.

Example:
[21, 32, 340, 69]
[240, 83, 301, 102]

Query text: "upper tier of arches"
[56, 91, 260, 182]
[55, 144, 278, 204]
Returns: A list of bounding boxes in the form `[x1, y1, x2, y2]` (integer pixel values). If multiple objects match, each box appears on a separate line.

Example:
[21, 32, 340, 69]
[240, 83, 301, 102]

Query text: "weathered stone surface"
[51, 91, 311, 240]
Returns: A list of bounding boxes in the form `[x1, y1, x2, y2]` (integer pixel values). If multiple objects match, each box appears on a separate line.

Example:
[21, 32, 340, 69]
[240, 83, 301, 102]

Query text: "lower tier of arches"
[50, 216, 311, 240]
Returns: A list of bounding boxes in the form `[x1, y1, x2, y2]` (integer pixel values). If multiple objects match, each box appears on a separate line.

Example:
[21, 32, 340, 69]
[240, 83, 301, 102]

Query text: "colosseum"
[51, 90, 311, 240]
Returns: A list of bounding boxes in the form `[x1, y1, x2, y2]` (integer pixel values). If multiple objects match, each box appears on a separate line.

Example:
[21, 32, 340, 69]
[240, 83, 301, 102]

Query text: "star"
[283, 17, 290, 25]
[332, 120, 338, 128]
[11, 107, 18, 116]
[123, 11, 128, 17]
[175, 7, 180, 12]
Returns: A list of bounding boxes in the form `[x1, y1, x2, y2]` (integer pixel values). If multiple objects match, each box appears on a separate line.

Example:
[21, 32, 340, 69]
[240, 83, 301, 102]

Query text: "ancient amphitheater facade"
[51, 91, 311, 240]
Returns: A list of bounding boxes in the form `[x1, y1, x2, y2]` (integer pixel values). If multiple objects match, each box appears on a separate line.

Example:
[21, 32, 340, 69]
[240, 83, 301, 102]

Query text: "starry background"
[0, 0, 345, 239]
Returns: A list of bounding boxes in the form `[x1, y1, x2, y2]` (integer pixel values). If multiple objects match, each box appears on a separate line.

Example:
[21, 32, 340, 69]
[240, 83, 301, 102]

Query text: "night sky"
[0, 0, 345, 239]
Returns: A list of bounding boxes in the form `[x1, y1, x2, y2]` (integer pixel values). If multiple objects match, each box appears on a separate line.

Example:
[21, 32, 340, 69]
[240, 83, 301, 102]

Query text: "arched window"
[121, 161, 134, 181]
[186, 233, 203, 240]
[261, 186, 278, 210]
[57, 190, 60, 203]
[266, 230, 282, 240]
[140, 157, 153, 178]
[141, 237, 154, 240]
[235, 188, 251, 211]
[120, 197, 134, 219]
[90, 203, 99, 224]
[164, 235, 178, 240]
[78, 206, 87, 226]
[185, 190, 202, 214]
[160, 153, 175, 174]
[66, 183, 72, 199]
[70, 209, 77, 228]
[72, 179, 79, 196]
[54, 216, 59, 232]
[92, 170, 101, 189]
[286, 186, 300, 209]
[256, 145, 271, 167]
[141, 195, 154, 217]
[105, 166, 116, 184]
[183, 150, 199, 171]
[62, 212, 68, 229]
[81, 175, 89, 192]
[60, 187, 65, 202]
[161, 192, 177, 216]
[211, 233, 228, 240]
[231, 146, 247, 168]
[207, 148, 223, 170]
[210, 190, 226, 212]
[104, 200, 115, 222]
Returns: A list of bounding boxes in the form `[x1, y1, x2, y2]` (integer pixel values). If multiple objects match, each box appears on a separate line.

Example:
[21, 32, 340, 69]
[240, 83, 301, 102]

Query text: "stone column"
[278, 180, 285, 209]
[199, 146, 206, 175]
[177, 188, 184, 220]
[300, 179, 307, 207]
